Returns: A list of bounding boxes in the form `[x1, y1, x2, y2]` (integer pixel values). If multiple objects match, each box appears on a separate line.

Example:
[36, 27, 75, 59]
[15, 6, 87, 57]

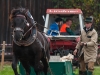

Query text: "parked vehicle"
[44, 9, 84, 54]
[44, 9, 84, 66]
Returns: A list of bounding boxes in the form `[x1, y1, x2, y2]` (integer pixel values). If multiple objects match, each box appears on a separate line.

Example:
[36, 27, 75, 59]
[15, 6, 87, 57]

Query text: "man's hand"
[80, 42, 84, 46]
[73, 49, 77, 55]
[84, 43, 87, 46]
[80, 42, 87, 46]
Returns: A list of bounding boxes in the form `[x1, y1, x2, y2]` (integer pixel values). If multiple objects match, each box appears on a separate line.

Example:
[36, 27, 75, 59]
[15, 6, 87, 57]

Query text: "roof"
[46, 9, 82, 14]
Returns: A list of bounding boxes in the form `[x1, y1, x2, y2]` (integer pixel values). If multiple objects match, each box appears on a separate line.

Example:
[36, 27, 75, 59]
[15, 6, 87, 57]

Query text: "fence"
[0, 41, 6, 70]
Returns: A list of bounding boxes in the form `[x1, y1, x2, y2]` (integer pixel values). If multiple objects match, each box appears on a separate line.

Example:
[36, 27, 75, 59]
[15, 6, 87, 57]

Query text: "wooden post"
[0, 41, 5, 70]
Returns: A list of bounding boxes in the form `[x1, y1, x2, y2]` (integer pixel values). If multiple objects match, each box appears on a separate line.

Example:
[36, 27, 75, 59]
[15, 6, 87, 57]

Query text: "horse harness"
[13, 26, 37, 46]
[12, 13, 50, 64]
[13, 17, 48, 53]
[13, 22, 49, 63]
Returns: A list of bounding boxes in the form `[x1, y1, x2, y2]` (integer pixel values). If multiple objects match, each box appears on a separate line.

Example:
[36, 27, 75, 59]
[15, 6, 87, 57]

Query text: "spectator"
[60, 18, 74, 35]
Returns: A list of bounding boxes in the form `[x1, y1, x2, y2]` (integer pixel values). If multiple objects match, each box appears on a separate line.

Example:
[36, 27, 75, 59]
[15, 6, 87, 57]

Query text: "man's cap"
[85, 17, 93, 23]
[55, 18, 62, 22]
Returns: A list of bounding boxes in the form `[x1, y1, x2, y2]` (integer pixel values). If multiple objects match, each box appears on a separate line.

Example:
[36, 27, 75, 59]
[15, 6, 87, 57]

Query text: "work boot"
[79, 71, 83, 75]
[87, 71, 92, 75]
[83, 71, 87, 75]
[79, 71, 87, 75]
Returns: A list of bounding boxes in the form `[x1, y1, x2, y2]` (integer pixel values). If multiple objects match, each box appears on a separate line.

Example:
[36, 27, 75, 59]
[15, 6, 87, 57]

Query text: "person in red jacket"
[60, 18, 74, 35]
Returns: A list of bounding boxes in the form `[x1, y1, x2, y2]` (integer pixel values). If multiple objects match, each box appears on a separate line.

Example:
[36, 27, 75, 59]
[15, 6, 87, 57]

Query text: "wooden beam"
[0, 41, 5, 70]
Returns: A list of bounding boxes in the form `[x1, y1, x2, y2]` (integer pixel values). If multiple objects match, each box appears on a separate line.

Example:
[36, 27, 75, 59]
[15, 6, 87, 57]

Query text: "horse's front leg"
[34, 52, 43, 75]
[20, 60, 31, 75]
[12, 55, 19, 75]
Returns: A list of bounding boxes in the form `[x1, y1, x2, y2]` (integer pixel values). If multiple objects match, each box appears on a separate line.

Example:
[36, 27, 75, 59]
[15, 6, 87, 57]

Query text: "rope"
[36, 23, 59, 35]
[37, 23, 49, 30]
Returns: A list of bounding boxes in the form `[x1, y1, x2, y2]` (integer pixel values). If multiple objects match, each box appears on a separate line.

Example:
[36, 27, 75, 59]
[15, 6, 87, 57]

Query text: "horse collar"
[13, 27, 37, 46]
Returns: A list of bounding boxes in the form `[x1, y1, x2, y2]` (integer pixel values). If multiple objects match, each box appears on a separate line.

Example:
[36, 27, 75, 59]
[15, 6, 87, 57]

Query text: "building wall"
[0, 0, 54, 44]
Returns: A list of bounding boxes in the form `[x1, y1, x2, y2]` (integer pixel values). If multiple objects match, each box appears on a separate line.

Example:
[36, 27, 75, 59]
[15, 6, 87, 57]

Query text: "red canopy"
[46, 9, 82, 14]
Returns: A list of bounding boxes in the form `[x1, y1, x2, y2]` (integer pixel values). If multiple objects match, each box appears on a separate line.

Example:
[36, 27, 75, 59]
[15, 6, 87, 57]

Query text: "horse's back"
[37, 31, 50, 60]
[37, 31, 50, 47]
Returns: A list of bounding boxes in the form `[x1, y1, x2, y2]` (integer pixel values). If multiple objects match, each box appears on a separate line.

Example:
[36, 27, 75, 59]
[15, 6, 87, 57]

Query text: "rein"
[36, 23, 49, 35]
[23, 21, 37, 37]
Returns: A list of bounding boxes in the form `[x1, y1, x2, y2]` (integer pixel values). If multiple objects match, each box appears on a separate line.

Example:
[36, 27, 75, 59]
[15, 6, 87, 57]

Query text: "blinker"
[26, 23, 30, 26]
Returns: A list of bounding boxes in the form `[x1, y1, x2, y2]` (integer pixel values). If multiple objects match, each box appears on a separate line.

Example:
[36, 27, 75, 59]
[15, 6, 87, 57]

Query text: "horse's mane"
[9, 8, 27, 21]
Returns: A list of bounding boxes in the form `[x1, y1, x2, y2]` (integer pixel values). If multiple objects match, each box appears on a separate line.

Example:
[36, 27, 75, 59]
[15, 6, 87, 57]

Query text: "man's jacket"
[76, 27, 98, 63]
[47, 22, 59, 36]
[60, 23, 69, 32]
[60, 23, 74, 35]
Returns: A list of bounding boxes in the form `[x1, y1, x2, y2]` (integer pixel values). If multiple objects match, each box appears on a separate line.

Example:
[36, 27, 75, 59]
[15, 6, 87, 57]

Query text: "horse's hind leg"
[41, 57, 49, 75]
[12, 55, 19, 75]
[20, 61, 31, 75]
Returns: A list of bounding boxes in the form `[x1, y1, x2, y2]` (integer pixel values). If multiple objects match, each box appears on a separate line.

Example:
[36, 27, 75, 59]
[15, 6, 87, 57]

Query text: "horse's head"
[10, 8, 34, 41]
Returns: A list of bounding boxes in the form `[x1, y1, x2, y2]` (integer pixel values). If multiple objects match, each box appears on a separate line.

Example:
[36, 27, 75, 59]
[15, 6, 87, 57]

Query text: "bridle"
[13, 14, 37, 38]
[12, 14, 37, 46]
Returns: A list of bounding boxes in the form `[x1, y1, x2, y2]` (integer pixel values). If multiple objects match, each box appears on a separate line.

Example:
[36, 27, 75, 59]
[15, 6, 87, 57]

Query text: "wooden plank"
[0, 41, 5, 70]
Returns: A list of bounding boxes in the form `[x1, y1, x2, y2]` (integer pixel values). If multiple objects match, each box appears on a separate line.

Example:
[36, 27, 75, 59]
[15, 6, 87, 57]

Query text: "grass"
[74, 66, 100, 75]
[0, 64, 100, 75]
[0, 65, 14, 75]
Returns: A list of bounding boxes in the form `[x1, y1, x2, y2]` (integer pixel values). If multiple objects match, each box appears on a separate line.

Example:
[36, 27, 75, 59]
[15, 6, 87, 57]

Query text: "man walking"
[73, 17, 98, 75]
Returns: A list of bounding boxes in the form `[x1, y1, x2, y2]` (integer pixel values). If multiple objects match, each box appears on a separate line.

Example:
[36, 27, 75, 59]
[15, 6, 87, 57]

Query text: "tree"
[52, 0, 100, 41]
[52, 0, 100, 26]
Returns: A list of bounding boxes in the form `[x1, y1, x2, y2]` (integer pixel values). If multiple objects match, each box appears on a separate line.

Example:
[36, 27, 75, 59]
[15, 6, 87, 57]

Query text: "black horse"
[10, 8, 50, 75]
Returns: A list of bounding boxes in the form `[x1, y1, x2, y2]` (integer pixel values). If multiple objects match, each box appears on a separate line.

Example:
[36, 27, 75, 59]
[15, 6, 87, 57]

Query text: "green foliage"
[52, 0, 100, 25]
[52, 0, 100, 39]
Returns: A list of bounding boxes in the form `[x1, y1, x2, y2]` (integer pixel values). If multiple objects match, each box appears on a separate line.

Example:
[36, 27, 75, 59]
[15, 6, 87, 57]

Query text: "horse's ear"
[9, 8, 16, 21]
[9, 14, 13, 22]
[10, 20, 14, 28]
[9, 10, 14, 28]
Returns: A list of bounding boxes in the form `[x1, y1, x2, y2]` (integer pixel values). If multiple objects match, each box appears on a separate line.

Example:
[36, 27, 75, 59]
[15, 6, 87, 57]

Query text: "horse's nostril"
[21, 30, 24, 33]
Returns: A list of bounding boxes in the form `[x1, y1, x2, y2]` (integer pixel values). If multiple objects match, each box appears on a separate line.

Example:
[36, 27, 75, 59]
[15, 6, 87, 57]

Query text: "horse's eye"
[11, 24, 14, 28]
[10, 21, 15, 28]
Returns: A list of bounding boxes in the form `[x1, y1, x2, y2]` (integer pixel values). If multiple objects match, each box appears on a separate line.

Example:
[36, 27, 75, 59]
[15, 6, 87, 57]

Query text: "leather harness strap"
[13, 26, 37, 46]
